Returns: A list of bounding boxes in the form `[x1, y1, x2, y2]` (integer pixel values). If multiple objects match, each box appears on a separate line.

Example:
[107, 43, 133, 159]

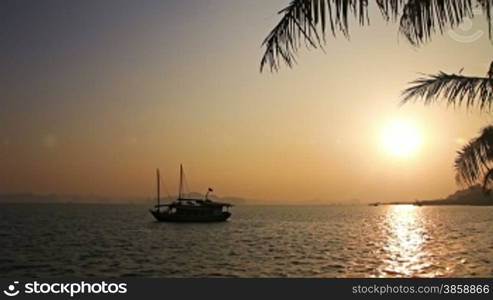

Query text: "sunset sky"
[1, 0, 492, 203]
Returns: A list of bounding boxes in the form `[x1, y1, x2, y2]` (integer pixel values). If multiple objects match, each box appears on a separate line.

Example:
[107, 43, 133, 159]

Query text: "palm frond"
[376, 0, 406, 21]
[260, 0, 493, 71]
[260, 0, 372, 72]
[402, 72, 493, 111]
[482, 167, 493, 189]
[455, 125, 493, 186]
[399, 0, 476, 45]
[479, 0, 493, 40]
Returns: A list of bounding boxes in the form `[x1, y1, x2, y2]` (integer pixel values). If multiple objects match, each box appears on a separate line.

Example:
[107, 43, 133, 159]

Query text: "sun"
[380, 119, 422, 157]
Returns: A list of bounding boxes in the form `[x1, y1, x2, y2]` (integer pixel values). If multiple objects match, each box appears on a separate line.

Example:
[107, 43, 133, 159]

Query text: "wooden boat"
[149, 165, 232, 222]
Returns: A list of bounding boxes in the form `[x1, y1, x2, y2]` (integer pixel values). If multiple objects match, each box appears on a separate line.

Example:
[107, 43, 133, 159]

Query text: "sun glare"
[380, 119, 422, 158]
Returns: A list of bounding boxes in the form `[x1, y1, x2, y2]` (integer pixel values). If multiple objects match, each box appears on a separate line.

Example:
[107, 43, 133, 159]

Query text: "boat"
[369, 202, 380, 207]
[149, 165, 232, 222]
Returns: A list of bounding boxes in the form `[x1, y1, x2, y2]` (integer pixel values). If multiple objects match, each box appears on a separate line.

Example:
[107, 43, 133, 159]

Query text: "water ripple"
[0, 204, 492, 277]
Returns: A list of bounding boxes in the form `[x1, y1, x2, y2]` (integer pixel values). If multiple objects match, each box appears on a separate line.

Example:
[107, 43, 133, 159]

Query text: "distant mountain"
[0, 192, 252, 205]
[0, 193, 115, 204]
[419, 185, 493, 206]
[176, 193, 249, 205]
[213, 196, 248, 205]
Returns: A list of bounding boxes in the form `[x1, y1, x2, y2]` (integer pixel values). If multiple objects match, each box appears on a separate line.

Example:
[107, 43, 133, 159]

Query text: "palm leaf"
[260, 0, 375, 72]
[260, 0, 493, 72]
[399, 0, 475, 45]
[482, 167, 493, 190]
[479, 0, 493, 39]
[402, 71, 493, 111]
[455, 125, 493, 186]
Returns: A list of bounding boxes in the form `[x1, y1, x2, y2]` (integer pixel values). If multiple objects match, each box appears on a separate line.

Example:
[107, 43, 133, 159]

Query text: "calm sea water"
[0, 204, 492, 277]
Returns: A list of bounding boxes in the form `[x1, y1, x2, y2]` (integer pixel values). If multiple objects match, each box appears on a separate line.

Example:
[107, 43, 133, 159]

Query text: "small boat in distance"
[149, 165, 232, 222]
[369, 202, 380, 207]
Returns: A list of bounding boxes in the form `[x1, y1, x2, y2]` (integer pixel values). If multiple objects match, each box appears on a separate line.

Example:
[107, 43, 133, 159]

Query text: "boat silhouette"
[149, 165, 232, 222]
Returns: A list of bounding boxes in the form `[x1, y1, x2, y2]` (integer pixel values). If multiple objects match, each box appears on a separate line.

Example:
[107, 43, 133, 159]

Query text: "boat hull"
[149, 210, 231, 222]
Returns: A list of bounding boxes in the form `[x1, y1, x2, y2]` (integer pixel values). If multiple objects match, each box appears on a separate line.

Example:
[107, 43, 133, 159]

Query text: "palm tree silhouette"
[261, 0, 493, 190]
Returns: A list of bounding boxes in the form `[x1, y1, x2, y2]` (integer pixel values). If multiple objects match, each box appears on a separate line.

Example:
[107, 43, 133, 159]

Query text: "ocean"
[0, 204, 492, 277]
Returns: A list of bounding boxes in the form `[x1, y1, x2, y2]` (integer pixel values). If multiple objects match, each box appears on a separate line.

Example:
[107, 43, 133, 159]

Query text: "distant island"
[0, 192, 251, 205]
[384, 185, 493, 206]
[0, 192, 352, 205]
[4, 186, 492, 206]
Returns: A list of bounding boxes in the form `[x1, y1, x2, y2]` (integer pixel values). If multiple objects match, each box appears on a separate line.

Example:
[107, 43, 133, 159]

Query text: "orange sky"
[1, 1, 492, 203]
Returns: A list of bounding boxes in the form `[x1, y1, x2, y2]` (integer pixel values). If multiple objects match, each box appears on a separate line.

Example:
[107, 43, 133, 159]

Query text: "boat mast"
[156, 168, 160, 208]
[178, 164, 183, 200]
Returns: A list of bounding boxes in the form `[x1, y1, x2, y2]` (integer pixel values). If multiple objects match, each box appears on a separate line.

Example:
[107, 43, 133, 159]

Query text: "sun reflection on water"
[376, 205, 436, 277]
